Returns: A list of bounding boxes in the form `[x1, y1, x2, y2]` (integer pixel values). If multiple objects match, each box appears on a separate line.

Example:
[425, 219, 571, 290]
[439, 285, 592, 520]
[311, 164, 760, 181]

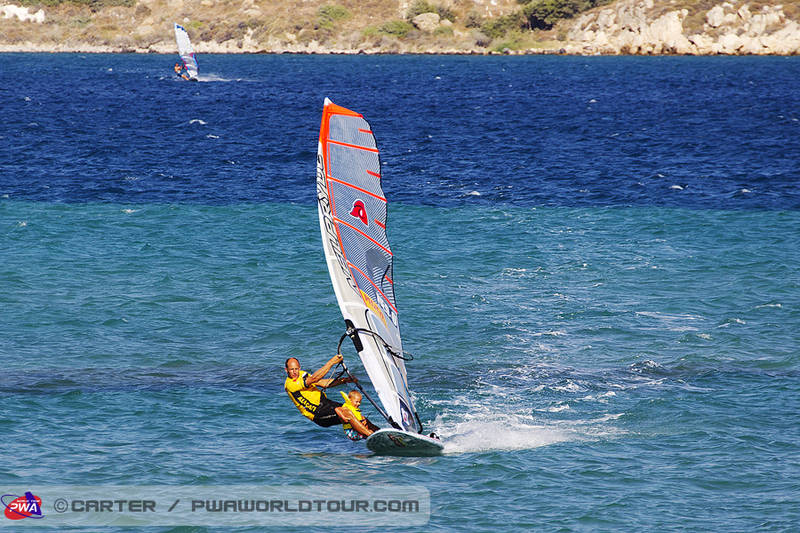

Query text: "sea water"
[1, 53, 798, 531]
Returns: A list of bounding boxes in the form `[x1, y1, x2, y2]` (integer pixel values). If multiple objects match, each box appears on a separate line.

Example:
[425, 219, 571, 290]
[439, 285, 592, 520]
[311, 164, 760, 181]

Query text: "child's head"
[348, 390, 362, 408]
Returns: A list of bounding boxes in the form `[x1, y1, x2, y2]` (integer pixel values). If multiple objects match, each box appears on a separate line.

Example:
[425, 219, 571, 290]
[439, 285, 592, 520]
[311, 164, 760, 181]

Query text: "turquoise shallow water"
[2, 200, 798, 530]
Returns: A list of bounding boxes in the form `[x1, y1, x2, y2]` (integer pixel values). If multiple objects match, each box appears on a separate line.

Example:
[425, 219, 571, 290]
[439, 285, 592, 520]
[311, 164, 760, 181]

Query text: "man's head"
[285, 357, 300, 379]
[347, 390, 362, 408]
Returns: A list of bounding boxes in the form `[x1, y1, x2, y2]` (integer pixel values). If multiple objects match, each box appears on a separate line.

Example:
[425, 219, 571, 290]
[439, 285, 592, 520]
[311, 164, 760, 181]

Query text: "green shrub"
[433, 25, 453, 36]
[492, 30, 525, 51]
[405, 0, 455, 22]
[481, 11, 526, 38]
[379, 19, 414, 38]
[362, 25, 379, 37]
[523, 0, 593, 29]
[318, 4, 351, 29]
[406, 0, 435, 20]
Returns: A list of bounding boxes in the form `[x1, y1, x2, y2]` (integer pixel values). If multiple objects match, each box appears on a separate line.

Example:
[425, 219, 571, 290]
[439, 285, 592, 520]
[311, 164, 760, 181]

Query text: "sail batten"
[317, 98, 420, 434]
[327, 178, 387, 202]
[327, 139, 380, 153]
[335, 220, 393, 256]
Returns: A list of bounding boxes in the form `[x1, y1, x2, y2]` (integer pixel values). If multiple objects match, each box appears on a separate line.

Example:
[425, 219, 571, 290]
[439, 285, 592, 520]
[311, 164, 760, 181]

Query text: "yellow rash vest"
[285, 371, 326, 420]
[340, 391, 366, 440]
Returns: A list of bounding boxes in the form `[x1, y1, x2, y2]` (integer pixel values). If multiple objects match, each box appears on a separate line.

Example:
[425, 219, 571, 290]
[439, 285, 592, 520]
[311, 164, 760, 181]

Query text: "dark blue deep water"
[1, 54, 799, 531]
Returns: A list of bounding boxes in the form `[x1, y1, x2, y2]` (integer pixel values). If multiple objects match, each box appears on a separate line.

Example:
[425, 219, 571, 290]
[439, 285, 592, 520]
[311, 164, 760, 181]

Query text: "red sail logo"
[350, 200, 368, 226]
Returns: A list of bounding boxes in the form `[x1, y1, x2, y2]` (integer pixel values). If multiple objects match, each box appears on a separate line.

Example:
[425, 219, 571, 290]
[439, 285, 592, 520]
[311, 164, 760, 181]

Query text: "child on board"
[339, 390, 381, 441]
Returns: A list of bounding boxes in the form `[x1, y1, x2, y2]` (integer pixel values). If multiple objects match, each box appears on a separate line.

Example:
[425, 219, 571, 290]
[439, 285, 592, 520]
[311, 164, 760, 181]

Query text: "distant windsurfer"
[173, 62, 190, 81]
[284, 355, 378, 439]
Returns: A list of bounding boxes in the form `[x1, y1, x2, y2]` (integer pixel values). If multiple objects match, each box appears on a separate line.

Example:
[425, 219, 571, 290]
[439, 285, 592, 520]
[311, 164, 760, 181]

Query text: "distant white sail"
[316, 98, 421, 433]
[173, 23, 198, 80]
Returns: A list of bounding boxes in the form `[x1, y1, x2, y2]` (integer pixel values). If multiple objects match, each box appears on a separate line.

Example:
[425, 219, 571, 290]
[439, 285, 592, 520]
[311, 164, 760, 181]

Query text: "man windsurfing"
[173, 62, 190, 81]
[284, 355, 377, 439]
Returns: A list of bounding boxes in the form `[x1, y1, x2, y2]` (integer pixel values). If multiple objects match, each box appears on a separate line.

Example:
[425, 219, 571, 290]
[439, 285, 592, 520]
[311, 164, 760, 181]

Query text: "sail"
[173, 23, 198, 80]
[316, 98, 421, 434]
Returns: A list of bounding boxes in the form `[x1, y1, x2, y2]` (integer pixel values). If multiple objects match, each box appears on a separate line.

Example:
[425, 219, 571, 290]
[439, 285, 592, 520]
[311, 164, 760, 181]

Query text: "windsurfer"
[284, 355, 376, 438]
[173, 62, 189, 81]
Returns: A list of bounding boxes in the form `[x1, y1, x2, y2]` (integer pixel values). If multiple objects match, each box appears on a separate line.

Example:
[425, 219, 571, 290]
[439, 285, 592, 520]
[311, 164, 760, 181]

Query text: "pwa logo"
[2, 491, 44, 520]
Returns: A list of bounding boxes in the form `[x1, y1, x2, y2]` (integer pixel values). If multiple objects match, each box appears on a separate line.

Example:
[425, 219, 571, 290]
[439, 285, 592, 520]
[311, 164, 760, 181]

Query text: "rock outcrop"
[413, 12, 441, 33]
[1, 3, 45, 23]
[565, 0, 800, 54]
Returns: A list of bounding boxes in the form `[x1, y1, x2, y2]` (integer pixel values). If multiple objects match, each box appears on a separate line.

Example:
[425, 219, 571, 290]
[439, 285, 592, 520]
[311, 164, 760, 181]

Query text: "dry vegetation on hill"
[1, 0, 799, 53]
[0, 0, 502, 52]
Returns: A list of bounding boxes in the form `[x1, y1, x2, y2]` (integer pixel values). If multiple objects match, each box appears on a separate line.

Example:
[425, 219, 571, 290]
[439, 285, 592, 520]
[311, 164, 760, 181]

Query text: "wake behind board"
[366, 429, 444, 457]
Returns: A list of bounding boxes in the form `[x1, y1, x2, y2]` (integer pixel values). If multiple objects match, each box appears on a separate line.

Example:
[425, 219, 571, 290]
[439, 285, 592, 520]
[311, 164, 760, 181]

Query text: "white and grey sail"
[316, 98, 421, 433]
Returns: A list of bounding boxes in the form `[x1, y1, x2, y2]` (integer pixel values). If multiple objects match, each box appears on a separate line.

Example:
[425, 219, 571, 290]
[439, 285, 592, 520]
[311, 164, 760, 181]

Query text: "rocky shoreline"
[565, 0, 800, 55]
[2, 0, 799, 55]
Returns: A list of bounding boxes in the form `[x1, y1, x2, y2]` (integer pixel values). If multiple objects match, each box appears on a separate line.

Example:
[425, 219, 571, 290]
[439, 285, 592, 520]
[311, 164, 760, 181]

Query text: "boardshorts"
[311, 398, 343, 427]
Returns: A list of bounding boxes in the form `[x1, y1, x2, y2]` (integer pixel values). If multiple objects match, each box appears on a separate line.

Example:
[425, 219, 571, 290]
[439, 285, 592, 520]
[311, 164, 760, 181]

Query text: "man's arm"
[316, 376, 355, 389]
[305, 354, 343, 386]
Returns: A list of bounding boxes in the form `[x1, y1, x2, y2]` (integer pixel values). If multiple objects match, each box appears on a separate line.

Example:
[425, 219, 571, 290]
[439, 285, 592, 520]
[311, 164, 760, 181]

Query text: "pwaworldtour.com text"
[0, 485, 430, 526]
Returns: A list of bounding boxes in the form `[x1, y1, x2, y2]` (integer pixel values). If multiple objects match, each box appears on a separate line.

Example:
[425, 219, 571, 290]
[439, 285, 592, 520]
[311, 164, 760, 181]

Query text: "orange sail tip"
[322, 98, 363, 119]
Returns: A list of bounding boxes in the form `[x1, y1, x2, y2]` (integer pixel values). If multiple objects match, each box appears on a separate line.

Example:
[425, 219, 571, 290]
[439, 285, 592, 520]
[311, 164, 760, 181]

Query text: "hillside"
[1, 0, 799, 54]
